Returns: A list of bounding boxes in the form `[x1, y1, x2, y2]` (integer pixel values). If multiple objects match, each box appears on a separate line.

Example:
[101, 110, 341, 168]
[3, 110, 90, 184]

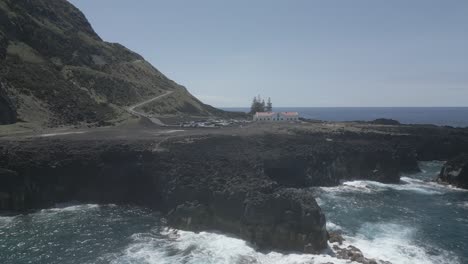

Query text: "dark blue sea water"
[224, 107, 468, 127]
[1, 162, 467, 264]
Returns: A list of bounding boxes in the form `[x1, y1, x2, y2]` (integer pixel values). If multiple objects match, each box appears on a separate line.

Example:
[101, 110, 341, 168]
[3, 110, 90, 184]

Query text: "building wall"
[254, 113, 299, 121]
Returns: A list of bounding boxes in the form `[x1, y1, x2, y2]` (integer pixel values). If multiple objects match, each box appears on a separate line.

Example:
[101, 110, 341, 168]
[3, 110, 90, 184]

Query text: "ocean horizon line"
[222, 106, 468, 109]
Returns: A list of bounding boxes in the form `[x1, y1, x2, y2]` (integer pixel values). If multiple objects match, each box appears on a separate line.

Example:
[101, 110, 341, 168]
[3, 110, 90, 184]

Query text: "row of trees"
[250, 95, 272, 114]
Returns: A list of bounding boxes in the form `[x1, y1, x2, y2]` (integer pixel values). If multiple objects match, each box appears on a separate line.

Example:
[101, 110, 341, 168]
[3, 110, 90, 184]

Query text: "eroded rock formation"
[1, 123, 467, 253]
[437, 154, 468, 189]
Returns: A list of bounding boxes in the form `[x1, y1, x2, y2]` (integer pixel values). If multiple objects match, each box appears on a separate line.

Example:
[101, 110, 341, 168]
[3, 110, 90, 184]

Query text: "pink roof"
[256, 112, 299, 117]
[281, 112, 299, 116]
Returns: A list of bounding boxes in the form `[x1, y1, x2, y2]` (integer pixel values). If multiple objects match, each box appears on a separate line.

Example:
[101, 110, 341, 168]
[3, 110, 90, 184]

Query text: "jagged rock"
[242, 189, 327, 253]
[328, 231, 344, 245]
[437, 154, 468, 189]
[167, 189, 328, 253]
[333, 245, 380, 264]
[166, 201, 212, 230]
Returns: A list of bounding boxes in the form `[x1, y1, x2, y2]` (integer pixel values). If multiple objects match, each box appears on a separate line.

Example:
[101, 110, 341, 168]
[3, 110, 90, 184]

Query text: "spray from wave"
[315, 161, 466, 264]
[343, 222, 459, 264]
[111, 229, 350, 264]
[1, 161, 467, 264]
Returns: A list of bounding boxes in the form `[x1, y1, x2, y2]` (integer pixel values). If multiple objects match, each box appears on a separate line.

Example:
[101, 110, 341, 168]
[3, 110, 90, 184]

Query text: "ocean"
[223, 107, 468, 127]
[1, 162, 467, 264]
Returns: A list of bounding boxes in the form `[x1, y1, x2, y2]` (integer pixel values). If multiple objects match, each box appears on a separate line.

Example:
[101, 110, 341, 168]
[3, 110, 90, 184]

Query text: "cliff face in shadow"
[0, 129, 424, 253]
[437, 154, 468, 189]
[2, 121, 468, 252]
[0, 80, 16, 124]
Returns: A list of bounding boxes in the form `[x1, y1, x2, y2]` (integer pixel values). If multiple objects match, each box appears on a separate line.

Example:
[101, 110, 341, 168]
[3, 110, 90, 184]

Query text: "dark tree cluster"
[250, 95, 272, 114]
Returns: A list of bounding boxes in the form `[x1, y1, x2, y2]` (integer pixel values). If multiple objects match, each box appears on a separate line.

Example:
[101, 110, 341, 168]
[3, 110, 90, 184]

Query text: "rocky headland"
[1, 122, 468, 255]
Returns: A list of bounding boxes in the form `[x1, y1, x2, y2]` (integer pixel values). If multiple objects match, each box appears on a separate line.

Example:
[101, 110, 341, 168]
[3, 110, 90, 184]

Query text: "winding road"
[127, 91, 174, 126]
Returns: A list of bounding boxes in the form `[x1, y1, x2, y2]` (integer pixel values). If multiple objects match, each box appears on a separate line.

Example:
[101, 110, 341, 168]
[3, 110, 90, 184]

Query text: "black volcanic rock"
[395, 145, 420, 173]
[167, 187, 328, 253]
[0, 30, 7, 59]
[0, 129, 425, 253]
[0, 168, 28, 210]
[370, 118, 401, 125]
[243, 188, 328, 253]
[437, 154, 468, 189]
[2, 123, 468, 252]
[0, 81, 16, 124]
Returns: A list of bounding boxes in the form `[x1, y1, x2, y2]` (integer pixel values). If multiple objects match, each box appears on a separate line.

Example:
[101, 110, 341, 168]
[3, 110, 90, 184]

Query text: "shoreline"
[1, 121, 468, 259]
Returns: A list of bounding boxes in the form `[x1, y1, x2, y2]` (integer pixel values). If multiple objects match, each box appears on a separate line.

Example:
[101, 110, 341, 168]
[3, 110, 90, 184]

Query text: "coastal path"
[127, 91, 174, 126]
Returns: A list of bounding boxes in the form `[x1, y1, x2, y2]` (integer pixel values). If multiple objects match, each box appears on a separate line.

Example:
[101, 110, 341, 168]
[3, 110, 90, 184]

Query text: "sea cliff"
[2, 122, 467, 253]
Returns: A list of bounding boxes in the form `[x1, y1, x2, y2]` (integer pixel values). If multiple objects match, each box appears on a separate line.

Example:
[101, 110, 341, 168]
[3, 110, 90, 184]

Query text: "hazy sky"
[69, 0, 468, 107]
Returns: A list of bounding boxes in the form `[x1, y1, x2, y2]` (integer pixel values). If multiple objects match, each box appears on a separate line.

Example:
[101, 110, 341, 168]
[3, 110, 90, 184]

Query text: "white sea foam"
[315, 197, 324, 206]
[343, 222, 460, 264]
[39, 131, 86, 137]
[0, 216, 15, 228]
[111, 229, 352, 264]
[161, 130, 184, 134]
[326, 221, 342, 231]
[321, 177, 447, 195]
[319, 161, 463, 195]
[40, 204, 100, 213]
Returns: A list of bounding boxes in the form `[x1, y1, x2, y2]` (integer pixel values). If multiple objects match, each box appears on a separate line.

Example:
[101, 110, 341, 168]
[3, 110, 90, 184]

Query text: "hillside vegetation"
[0, 0, 227, 127]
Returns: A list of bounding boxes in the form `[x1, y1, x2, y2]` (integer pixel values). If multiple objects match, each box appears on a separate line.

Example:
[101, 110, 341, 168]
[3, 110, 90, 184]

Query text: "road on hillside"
[127, 91, 174, 126]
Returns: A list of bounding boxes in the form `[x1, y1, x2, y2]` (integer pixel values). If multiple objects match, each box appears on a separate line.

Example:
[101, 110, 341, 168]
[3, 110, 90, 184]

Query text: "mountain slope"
[0, 0, 225, 127]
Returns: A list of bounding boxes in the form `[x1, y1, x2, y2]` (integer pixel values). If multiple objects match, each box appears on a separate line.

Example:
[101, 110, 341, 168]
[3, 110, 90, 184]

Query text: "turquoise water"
[224, 107, 468, 127]
[316, 161, 468, 264]
[1, 162, 467, 263]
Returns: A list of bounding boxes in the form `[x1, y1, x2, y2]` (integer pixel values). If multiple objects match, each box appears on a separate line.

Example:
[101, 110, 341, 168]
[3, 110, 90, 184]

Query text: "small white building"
[253, 112, 299, 122]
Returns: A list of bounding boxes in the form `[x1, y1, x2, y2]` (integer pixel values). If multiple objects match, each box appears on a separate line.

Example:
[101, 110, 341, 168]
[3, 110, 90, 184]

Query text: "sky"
[68, 0, 468, 107]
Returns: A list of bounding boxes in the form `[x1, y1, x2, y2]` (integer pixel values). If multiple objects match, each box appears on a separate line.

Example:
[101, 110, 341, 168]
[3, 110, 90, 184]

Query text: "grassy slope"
[0, 0, 230, 128]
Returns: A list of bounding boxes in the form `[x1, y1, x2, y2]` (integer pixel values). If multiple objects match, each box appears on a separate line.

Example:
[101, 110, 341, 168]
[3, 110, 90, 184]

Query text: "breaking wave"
[40, 203, 101, 213]
[111, 229, 349, 264]
[316, 161, 467, 264]
[319, 162, 466, 196]
[0, 216, 15, 228]
[343, 222, 460, 264]
[1, 161, 467, 264]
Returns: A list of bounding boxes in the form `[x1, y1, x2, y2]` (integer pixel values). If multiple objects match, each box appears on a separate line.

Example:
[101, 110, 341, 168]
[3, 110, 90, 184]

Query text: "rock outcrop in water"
[437, 154, 468, 189]
[167, 188, 328, 253]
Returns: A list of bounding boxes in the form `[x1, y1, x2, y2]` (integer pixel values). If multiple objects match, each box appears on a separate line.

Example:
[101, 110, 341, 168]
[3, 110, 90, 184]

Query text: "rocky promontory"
[1, 122, 467, 253]
[437, 154, 468, 189]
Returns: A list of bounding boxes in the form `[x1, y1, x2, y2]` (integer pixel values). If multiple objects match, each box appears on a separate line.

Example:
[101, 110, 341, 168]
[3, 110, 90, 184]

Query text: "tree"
[250, 96, 259, 114]
[250, 95, 273, 114]
[250, 95, 265, 114]
[266, 97, 273, 112]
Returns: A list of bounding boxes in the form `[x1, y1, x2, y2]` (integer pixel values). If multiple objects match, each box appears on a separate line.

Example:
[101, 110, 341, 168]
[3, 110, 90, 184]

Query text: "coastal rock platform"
[1, 121, 468, 253]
